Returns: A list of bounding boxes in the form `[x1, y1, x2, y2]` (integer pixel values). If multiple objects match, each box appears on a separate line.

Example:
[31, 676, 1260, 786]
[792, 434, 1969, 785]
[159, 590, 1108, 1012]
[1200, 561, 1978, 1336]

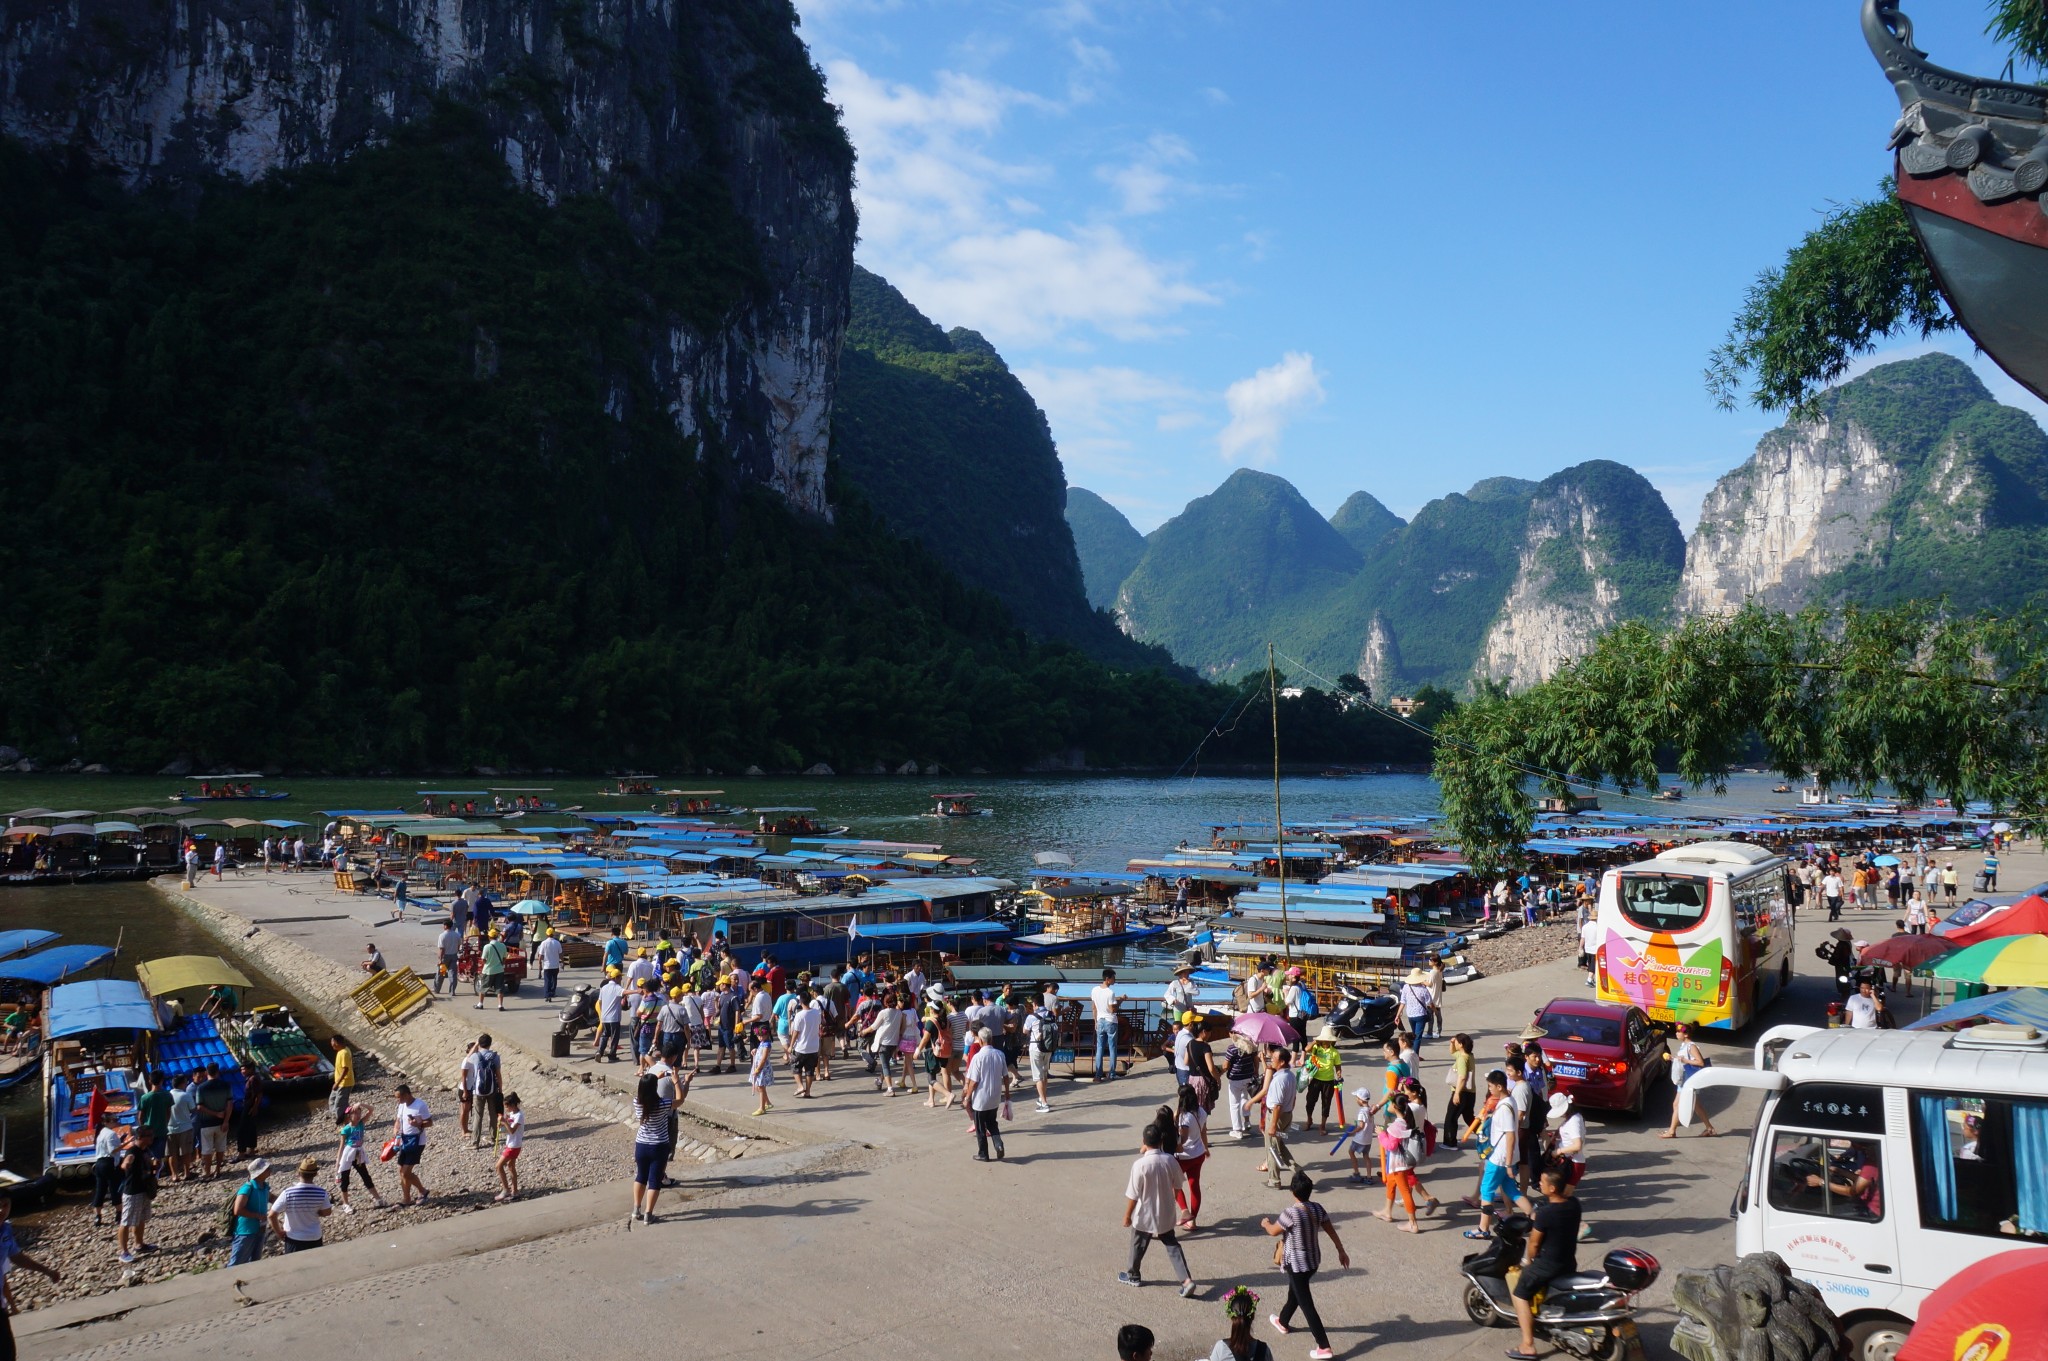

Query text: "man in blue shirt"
[603, 927, 629, 972]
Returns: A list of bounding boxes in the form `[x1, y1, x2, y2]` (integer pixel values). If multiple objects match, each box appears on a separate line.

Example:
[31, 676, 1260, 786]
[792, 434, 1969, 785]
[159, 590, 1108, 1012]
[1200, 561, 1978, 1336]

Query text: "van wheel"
[1463, 1282, 1507, 1328]
[1845, 1316, 1912, 1361]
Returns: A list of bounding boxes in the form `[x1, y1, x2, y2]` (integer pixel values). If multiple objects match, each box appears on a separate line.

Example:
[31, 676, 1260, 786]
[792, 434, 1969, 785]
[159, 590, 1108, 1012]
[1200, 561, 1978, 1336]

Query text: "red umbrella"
[1898, 1247, 2048, 1361]
[1860, 933, 1959, 969]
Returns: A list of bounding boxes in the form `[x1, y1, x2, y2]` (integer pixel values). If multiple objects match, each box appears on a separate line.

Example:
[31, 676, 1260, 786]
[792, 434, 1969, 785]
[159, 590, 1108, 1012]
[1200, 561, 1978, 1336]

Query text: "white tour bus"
[1679, 1022, 2048, 1361]
[1594, 841, 1795, 1030]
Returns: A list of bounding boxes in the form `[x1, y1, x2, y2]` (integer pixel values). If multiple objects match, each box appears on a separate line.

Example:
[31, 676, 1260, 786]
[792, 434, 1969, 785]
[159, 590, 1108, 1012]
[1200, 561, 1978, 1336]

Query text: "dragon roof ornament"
[1864, 0, 2048, 206]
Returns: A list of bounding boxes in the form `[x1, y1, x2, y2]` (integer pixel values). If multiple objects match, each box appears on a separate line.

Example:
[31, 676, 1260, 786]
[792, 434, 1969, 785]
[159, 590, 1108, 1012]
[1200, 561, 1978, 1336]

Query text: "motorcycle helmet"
[1602, 1248, 1660, 1292]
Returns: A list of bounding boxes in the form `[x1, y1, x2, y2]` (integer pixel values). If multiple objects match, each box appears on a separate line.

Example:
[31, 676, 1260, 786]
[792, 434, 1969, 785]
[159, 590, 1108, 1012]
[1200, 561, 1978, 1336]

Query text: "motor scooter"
[1325, 982, 1399, 1046]
[556, 982, 598, 1039]
[1458, 1214, 1658, 1360]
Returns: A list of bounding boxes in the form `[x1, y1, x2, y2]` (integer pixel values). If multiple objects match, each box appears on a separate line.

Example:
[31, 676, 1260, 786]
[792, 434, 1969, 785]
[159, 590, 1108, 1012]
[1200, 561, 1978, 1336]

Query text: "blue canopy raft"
[42, 979, 160, 1177]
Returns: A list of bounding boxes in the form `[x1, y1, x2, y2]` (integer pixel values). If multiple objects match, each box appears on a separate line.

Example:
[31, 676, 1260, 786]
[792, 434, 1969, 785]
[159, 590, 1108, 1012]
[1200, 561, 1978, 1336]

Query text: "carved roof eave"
[1865, 0, 2048, 207]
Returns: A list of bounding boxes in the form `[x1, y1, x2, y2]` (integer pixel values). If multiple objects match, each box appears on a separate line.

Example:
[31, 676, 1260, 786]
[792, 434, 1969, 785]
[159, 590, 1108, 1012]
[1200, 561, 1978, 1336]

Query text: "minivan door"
[1754, 1082, 1905, 1318]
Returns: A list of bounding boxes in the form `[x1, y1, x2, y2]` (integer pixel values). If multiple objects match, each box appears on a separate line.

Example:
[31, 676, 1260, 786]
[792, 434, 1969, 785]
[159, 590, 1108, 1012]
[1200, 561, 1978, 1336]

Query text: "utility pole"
[1269, 643, 1292, 962]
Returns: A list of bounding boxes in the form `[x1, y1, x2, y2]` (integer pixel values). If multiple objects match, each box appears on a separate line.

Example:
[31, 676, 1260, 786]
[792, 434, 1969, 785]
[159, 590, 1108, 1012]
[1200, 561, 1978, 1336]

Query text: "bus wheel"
[1844, 1316, 1912, 1361]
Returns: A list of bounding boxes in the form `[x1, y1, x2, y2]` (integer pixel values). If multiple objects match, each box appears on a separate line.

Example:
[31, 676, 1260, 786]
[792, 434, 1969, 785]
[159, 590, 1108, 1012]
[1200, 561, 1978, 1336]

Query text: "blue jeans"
[543, 969, 559, 1002]
[230, 1229, 264, 1265]
[1094, 1020, 1119, 1076]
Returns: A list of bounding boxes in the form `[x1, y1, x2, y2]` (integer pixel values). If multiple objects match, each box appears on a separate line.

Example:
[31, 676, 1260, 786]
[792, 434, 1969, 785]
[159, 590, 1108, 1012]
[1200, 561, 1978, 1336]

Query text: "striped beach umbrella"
[1927, 934, 2048, 988]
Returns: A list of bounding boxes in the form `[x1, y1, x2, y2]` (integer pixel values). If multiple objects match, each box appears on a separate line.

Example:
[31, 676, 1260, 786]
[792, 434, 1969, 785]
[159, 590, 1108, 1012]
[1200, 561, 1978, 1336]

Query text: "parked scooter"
[1325, 982, 1399, 1046]
[556, 983, 598, 1039]
[1459, 1214, 1658, 1359]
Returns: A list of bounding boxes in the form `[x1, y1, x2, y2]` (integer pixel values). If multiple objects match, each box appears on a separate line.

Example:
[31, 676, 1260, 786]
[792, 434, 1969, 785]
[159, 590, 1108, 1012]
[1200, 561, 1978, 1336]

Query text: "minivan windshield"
[1618, 874, 1711, 933]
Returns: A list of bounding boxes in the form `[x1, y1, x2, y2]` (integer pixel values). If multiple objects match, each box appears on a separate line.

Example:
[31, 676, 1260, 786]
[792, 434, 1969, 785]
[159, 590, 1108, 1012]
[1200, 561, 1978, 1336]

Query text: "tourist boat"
[751, 806, 837, 837]
[1656, 788, 1684, 802]
[168, 774, 290, 802]
[1005, 886, 1166, 961]
[0, 940, 116, 1092]
[489, 787, 561, 813]
[1772, 784, 1792, 794]
[1864, 0, 2048, 402]
[701, 877, 1013, 971]
[931, 792, 992, 818]
[1537, 792, 1603, 814]
[136, 955, 335, 1099]
[610, 775, 662, 797]
[43, 979, 161, 1179]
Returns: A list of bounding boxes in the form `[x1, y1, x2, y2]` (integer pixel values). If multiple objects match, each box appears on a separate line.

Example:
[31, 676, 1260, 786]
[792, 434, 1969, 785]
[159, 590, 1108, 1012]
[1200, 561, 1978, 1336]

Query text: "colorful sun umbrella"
[1860, 933, 1958, 970]
[1230, 1011, 1298, 1047]
[1897, 1246, 2048, 1361]
[1928, 934, 2048, 988]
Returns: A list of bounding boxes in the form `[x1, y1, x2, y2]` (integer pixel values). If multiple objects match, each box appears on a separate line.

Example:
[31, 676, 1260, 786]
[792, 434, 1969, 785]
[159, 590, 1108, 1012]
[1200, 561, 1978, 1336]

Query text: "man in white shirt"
[535, 931, 563, 1002]
[596, 975, 627, 1062]
[1844, 980, 1882, 1030]
[963, 1028, 1010, 1161]
[1090, 969, 1127, 1083]
[1119, 1124, 1197, 1295]
[1579, 915, 1602, 986]
[1822, 870, 1845, 921]
[392, 1085, 433, 1206]
[1023, 990, 1059, 1113]
[624, 949, 657, 990]
[786, 992, 824, 1097]
[902, 965, 926, 1001]
[1475, 1068, 1528, 1236]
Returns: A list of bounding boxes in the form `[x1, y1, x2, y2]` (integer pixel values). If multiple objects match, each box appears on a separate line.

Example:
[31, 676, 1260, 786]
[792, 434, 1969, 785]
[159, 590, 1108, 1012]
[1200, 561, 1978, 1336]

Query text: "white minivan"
[1680, 1023, 2048, 1361]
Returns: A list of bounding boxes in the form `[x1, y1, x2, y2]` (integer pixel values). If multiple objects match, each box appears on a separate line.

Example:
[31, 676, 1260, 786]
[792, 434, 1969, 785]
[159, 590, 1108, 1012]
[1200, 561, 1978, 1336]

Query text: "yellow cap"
[605, 966, 621, 977]
[637, 947, 649, 957]
[679, 983, 694, 994]
[1180, 1011, 1197, 1024]
[669, 987, 684, 998]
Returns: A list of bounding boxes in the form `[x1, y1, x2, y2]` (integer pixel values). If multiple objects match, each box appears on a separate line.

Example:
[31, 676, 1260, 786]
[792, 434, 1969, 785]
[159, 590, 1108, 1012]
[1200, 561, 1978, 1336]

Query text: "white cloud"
[1200, 85, 1230, 105]
[828, 59, 1214, 346]
[1067, 39, 1118, 103]
[1098, 133, 1194, 215]
[1218, 352, 1325, 466]
[1018, 364, 1205, 483]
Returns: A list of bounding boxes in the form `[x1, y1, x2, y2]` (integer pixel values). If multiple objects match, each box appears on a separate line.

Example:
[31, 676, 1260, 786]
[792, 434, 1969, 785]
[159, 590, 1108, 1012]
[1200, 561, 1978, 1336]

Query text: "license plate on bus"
[1553, 1063, 1588, 1080]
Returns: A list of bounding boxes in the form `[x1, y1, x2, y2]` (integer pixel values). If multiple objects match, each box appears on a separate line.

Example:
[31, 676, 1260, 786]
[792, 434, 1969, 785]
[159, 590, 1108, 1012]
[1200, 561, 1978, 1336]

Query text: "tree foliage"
[1988, 0, 2048, 76]
[1432, 603, 2048, 873]
[1706, 184, 1955, 416]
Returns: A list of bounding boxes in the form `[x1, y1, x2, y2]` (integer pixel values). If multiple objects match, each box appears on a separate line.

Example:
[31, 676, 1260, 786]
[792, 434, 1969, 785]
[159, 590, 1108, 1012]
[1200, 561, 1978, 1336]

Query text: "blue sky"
[798, 0, 2048, 534]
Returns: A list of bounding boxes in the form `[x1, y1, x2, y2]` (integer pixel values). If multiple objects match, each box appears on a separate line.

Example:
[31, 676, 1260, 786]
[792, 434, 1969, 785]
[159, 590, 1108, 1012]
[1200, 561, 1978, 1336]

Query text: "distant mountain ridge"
[1072, 354, 2041, 692]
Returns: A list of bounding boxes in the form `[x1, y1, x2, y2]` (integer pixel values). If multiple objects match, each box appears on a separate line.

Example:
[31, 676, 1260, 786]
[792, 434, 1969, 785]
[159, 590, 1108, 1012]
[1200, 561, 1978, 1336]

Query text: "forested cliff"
[0, 0, 1416, 772]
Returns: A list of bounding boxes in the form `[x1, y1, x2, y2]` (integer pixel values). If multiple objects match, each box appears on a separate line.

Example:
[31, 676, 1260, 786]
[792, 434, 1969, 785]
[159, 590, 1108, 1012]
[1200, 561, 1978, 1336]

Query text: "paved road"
[31, 853, 2017, 1361]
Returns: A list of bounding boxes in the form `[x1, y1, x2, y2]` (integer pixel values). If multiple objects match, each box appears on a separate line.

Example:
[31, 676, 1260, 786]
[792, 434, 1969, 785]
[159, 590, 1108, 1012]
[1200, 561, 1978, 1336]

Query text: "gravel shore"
[7, 1063, 630, 1311]
[1459, 918, 1584, 985]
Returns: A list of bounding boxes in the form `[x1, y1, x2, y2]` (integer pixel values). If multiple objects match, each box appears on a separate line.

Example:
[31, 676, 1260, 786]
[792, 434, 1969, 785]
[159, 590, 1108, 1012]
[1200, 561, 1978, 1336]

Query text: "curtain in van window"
[2013, 1100, 2048, 1235]
[1915, 1095, 1959, 1223]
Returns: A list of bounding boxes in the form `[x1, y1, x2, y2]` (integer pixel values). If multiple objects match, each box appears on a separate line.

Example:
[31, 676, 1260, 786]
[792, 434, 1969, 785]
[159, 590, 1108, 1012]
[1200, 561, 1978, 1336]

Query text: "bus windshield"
[1618, 874, 1711, 933]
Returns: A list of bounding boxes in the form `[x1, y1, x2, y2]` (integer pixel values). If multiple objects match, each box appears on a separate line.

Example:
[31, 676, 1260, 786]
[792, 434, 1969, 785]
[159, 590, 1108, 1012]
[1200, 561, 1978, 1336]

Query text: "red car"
[1529, 998, 1667, 1116]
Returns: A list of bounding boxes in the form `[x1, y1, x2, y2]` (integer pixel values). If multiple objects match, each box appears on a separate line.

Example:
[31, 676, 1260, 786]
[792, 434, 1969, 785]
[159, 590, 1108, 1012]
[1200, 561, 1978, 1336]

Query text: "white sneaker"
[1034, 1101, 1050, 1113]
[340, 1203, 356, 1215]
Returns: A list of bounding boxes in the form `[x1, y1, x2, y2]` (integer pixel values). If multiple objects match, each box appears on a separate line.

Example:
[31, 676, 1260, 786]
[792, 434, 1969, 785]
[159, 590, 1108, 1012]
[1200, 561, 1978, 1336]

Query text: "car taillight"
[1611, 1060, 1627, 1075]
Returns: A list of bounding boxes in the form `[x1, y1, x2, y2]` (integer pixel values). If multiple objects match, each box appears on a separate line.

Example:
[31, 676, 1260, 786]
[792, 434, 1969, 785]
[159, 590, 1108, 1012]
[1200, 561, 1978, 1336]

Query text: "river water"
[0, 769, 1811, 1173]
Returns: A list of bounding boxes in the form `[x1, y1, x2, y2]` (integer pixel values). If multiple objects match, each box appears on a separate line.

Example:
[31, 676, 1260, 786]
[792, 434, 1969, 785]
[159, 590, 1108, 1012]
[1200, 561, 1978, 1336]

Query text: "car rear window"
[1538, 1013, 1620, 1048]
[1618, 874, 1710, 933]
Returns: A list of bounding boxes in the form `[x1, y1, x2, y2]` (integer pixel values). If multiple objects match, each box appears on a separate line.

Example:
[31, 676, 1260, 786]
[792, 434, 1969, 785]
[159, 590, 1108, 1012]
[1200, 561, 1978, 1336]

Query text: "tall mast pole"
[1269, 643, 1292, 962]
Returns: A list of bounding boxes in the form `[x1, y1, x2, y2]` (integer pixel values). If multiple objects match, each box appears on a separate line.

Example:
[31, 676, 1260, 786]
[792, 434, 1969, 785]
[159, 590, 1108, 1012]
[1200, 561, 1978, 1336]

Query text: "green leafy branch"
[1432, 603, 2048, 874]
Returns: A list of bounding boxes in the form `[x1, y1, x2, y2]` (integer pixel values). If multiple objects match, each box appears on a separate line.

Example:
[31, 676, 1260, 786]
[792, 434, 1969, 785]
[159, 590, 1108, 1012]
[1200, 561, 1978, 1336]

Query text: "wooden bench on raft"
[349, 968, 432, 1025]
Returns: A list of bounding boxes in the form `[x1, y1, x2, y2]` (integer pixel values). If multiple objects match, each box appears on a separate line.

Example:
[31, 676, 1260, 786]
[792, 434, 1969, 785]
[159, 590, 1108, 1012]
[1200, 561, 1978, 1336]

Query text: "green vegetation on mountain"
[1115, 469, 1362, 677]
[832, 268, 1160, 664]
[1116, 461, 1685, 692]
[1799, 355, 2048, 611]
[1328, 491, 1405, 553]
[0, 125, 1409, 772]
[1065, 488, 1148, 609]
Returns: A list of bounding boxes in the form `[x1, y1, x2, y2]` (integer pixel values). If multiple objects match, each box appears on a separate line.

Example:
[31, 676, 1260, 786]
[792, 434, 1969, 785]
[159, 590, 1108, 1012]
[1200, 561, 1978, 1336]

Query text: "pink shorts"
[499, 1146, 522, 1162]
